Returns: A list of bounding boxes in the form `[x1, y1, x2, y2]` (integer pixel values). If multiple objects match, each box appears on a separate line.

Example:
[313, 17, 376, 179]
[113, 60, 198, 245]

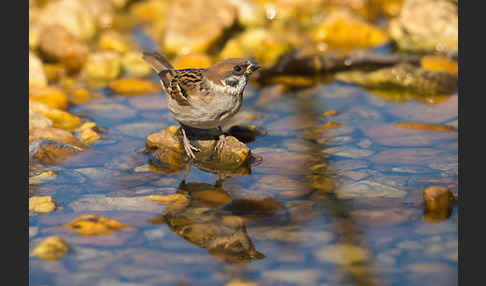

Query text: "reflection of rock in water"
[149, 180, 266, 264]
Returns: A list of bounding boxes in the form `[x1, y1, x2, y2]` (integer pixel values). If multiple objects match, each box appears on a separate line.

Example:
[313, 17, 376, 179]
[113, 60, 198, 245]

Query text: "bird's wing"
[163, 69, 210, 106]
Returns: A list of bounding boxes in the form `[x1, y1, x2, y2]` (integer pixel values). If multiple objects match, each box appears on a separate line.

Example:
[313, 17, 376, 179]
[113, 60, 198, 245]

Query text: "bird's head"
[205, 58, 261, 95]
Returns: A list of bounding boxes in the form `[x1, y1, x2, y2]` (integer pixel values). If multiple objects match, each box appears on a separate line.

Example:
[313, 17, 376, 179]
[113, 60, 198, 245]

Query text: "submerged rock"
[29, 196, 57, 214]
[146, 126, 252, 174]
[388, 0, 458, 54]
[66, 214, 130, 236]
[32, 236, 70, 261]
[423, 186, 455, 222]
[335, 64, 458, 96]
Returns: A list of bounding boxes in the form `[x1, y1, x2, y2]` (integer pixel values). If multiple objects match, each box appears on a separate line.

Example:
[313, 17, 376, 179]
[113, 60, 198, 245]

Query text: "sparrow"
[142, 51, 261, 159]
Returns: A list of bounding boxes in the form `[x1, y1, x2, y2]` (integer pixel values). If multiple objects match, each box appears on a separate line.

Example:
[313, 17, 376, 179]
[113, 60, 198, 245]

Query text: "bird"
[142, 51, 261, 160]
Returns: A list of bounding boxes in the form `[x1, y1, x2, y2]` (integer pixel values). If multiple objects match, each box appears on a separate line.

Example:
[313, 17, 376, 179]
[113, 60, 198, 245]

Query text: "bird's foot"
[214, 134, 226, 155]
[180, 127, 200, 160]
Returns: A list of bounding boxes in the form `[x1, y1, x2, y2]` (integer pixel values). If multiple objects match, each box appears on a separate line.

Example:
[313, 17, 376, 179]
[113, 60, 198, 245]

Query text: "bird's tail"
[142, 51, 174, 73]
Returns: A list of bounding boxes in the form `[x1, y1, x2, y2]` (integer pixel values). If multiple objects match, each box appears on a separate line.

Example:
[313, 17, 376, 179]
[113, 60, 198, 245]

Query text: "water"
[29, 74, 458, 285]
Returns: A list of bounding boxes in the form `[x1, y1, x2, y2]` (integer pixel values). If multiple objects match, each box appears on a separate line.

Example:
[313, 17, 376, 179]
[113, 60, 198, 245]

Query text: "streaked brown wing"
[161, 69, 209, 106]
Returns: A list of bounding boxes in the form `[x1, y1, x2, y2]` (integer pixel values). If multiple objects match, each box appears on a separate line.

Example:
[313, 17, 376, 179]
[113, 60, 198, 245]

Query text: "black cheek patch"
[225, 79, 239, 87]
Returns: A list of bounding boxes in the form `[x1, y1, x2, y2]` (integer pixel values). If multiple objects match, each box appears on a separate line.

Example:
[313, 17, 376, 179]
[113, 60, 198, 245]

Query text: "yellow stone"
[29, 51, 47, 88]
[172, 53, 213, 69]
[312, 9, 389, 50]
[220, 28, 292, 67]
[29, 196, 56, 214]
[29, 170, 57, 185]
[393, 122, 455, 132]
[421, 56, 458, 74]
[81, 52, 122, 87]
[66, 214, 130, 236]
[322, 122, 343, 129]
[323, 110, 339, 117]
[121, 51, 154, 77]
[69, 88, 92, 105]
[145, 194, 189, 204]
[32, 236, 70, 261]
[129, 0, 167, 24]
[29, 100, 82, 130]
[192, 190, 232, 205]
[98, 31, 135, 53]
[43, 64, 66, 83]
[29, 86, 69, 110]
[76, 122, 102, 145]
[108, 78, 160, 95]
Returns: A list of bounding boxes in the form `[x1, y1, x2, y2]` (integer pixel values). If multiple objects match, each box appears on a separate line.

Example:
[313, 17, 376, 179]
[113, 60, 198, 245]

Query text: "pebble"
[316, 244, 369, 265]
[335, 180, 407, 199]
[29, 196, 57, 214]
[32, 236, 70, 261]
[69, 194, 164, 213]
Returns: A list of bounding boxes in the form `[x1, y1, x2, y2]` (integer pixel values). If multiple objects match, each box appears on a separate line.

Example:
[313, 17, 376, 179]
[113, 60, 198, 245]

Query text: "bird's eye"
[233, 66, 242, 72]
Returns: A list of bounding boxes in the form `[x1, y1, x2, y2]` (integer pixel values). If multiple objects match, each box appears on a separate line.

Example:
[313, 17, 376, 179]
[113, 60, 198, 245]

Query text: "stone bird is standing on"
[142, 51, 261, 159]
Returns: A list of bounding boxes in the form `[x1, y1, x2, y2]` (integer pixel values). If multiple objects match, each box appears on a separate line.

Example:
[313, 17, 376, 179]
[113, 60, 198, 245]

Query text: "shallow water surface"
[29, 74, 458, 285]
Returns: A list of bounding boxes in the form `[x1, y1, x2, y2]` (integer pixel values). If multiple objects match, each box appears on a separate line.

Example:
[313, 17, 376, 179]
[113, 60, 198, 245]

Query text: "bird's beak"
[245, 61, 261, 75]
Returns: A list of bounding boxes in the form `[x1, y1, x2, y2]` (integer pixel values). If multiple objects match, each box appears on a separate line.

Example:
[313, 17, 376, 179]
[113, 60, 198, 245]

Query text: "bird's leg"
[215, 126, 226, 154]
[180, 126, 199, 160]
[182, 161, 192, 183]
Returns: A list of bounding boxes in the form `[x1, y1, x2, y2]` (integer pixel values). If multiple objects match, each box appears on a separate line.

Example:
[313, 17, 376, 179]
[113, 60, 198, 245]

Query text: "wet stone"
[32, 236, 70, 261]
[335, 180, 407, 199]
[29, 52, 47, 87]
[316, 244, 369, 265]
[323, 146, 373, 158]
[69, 194, 164, 213]
[29, 196, 57, 214]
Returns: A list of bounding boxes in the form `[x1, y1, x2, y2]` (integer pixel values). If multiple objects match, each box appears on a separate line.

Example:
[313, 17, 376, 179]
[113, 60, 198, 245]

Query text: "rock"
[323, 110, 339, 117]
[350, 208, 419, 227]
[81, 51, 122, 87]
[65, 214, 130, 236]
[97, 30, 135, 53]
[129, 0, 167, 24]
[219, 28, 292, 67]
[421, 55, 458, 74]
[164, 0, 237, 55]
[30, 99, 83, 131]
[120, 51, 154, 77]
[336, 64, 458, 96]
[38, 25, 90, 72]
[323, 146, 373, 158]
[172, 52, 213, 69]
[29, 196, 57, 214]
[32, 236, 70, 261]
[29, 86, 69, 110]
[225, 279, 258, 286]
[75, 122, 102, 146]
[29, 127, 84, 148]
[108, 78, 160, 95]
[29, 170, 57, 185]
[43, 63, 67, 83]
[316, 244, 369, 265]
[29, 52, 47, 87]
[69, 194, 164, 213]
[335, 180, 407, 199]
[146, 126, 252, 171]
[145, 194, 189, 204]
[29, 110, 53, 131]
[37, 0, 97, 41]
[392, 122, 455, 132]
[29, 139, 83, 166]
[423, 186, 455, 222]
[388, 0, 458, 54]
[312, 9, 389, 50]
